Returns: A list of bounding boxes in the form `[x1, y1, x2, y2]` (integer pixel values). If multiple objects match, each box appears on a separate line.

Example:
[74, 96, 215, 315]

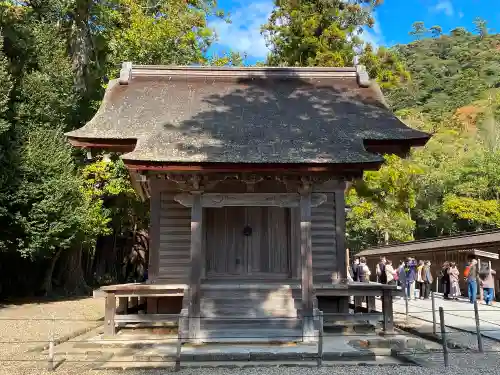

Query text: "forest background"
[0, 0, 499, 297]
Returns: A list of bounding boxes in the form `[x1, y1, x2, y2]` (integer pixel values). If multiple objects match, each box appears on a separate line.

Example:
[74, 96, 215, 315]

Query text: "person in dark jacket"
[351, 257, 360, 282]
[376, 256, 387, 284]
[422, 261, 433, 299]
[441, 261, 451, 299]
[404, 258, 417, 299]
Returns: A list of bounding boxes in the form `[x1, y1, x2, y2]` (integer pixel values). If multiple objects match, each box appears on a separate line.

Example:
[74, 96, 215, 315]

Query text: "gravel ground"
[2, 298, 500, 374]
[394, 311, 500, 369]
[4, 366, 500, 375]
[0, 296, 103, 375]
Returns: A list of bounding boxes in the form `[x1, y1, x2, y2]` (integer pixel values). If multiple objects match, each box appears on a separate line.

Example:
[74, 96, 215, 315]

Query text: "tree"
[262, 0, 382, 67]
[346, 155, 423, 251]
[409, 21, 427, 40]
[430, 25, 442, 38]
[261, 0, 409, 88]
[0, 0, 244, 296]
[0, 32, 17, 253]
[473, 17, 488, 39]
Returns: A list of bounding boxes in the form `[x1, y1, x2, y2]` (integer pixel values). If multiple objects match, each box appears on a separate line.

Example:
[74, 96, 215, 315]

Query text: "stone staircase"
[181, 283, 305, 343]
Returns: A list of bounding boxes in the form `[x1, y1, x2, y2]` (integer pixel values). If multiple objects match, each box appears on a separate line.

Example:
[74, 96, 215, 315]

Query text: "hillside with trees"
[346, 21, 500, 252]
[0, 0, 498, 297]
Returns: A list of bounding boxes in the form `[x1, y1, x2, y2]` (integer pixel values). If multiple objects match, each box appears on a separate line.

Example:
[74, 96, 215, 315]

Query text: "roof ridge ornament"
[356, 65, 371, 88]
[119, 62, 133, 85]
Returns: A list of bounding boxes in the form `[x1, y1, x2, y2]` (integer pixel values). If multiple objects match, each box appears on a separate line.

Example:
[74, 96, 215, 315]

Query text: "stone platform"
[42, 326, 440, 370]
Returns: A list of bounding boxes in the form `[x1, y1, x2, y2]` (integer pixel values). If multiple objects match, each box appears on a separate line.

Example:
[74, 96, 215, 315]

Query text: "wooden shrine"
[66, 64, 430, 343]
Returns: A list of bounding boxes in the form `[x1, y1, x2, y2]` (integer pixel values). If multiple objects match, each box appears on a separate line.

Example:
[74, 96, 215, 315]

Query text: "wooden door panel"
[247, 207, 290, 275]
[205, 207, 245, 276]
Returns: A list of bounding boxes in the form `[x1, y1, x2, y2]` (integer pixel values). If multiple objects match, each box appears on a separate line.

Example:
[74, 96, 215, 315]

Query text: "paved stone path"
[375, 293, 500, 341]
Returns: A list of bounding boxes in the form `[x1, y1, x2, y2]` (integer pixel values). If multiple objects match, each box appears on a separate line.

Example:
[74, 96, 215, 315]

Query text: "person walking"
[465, 258, 478, 304]
[422, 261, 433, 299]
[448, 262, 461, 300]
[479, 266, 496, 306]
[416, 260, 425, 299]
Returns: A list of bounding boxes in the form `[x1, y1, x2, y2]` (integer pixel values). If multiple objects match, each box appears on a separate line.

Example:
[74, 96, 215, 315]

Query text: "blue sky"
[209, 0, 500, 65]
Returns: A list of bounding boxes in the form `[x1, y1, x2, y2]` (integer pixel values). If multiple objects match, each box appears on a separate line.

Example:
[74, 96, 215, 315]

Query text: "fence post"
[317, 311, 324, 367]
[431, 291, 437, 335]
[405, 287, 409, 322]
[439, 307, 449, 368]
[174, 316, 183, 372]
[473, 299, 484, 353]
[47, 333, 55, 371]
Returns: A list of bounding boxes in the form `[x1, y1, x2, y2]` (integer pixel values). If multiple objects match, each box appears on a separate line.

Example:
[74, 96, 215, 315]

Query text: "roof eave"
[66, 136, 137, 153]
[363, 135, 431, 158]
[121, 160, 384, 176]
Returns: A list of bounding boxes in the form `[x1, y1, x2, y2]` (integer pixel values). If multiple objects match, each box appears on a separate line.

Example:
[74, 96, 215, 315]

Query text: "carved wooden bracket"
[165, 173, 203, 191]
[174, 193, 327, 208]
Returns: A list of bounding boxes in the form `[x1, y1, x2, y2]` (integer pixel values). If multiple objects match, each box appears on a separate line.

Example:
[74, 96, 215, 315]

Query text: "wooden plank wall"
[158, 193, 191, 282]
[311, 193, 337, 282]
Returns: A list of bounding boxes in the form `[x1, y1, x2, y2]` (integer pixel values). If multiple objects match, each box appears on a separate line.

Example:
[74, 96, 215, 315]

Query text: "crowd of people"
[348, 255, 497, 305]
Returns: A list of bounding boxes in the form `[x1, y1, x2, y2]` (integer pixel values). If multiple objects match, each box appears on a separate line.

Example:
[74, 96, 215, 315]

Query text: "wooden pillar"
[104, 293, 116, 336]
[334, 184, 349, 313]
[147, 297, 158, 314]
[117, 297, 128, 314]
[367, 296, 376, 312]
[188, 191, 203, 343]
[148, 177, 161, 282]
[381, 289, 395, 334]
[300, 186, 314, 342]
[334, 185, 347, 280]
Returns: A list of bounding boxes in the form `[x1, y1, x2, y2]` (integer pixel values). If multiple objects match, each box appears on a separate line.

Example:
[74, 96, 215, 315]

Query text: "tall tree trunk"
[60, 245, 90, 295]
[41, 248, 63, 296]
[70, 0, 93, 97]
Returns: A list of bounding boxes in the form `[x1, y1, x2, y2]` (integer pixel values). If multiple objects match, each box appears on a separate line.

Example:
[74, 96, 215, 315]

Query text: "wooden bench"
[95, 283, 187, 336]
[315, 282, 403, 334]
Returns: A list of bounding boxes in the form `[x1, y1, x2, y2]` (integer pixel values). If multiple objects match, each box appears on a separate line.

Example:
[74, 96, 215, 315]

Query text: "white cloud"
[458, 11, 464, 19]
[360, 12, 385, 49]
[433, 0, 454, 17]
[210, 1, 274, 59]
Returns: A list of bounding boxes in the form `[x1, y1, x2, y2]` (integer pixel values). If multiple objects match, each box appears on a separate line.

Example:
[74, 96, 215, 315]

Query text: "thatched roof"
[66, 64, 430, 165]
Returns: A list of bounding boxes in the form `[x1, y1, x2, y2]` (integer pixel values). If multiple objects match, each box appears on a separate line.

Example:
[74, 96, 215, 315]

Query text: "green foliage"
[262, 0, 380, 67]
[359, 45, 410, 89]
[346, 155, 422, 250]
[0, 0, 241, 295]
[262, 0, 409, 89]
[15, 128, 83, 258]
[347, 26, 500, 251]
[107, 0, 224, 69]
[387, 28, 500, 119]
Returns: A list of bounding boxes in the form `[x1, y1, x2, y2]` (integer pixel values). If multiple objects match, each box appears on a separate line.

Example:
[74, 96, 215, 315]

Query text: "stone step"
[199, 303, 300, 317]
[199, 317, 302, 328]
[185, 328, 304, 343]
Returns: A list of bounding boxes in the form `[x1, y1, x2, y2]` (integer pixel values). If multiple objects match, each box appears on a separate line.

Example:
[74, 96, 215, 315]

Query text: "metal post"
[405, 287, 409, 322]
[439, 307, 449, 367]
[175, 316, 183, 372]
[435, 276, 439, 293]
[317, 311, 324, 367]
[473, 299, 484, 353]
[47, 333, 54, 371]
[431, 291, 437, 335]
